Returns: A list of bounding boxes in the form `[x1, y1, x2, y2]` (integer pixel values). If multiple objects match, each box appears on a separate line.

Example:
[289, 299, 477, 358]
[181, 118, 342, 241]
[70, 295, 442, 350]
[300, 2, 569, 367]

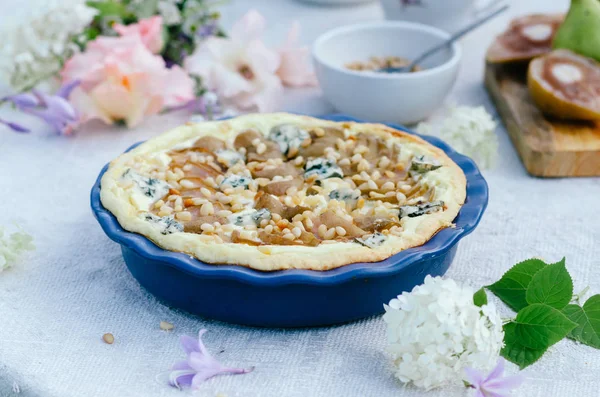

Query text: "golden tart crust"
[100, 113, 466, 271]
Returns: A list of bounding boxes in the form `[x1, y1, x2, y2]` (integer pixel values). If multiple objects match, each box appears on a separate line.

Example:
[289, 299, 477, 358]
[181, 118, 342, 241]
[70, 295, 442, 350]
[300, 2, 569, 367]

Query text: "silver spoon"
[379, 4, 509, 73]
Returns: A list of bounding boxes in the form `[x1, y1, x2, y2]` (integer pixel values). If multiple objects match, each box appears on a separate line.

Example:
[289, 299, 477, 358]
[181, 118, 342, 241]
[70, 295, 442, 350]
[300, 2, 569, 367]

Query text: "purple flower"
[182, 16, 219, 40]
[196, 20, 219, 39]
[1, 80, 81, 135]
[0, 118, 30, 133]
[169, 329, 253, 390]
[465, 359, 524, 397]
[166, 92, 221, 119]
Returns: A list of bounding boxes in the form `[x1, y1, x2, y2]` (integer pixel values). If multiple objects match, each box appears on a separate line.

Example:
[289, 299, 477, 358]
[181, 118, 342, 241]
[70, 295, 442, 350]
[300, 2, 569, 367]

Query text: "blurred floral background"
[0, 0, 316, 134]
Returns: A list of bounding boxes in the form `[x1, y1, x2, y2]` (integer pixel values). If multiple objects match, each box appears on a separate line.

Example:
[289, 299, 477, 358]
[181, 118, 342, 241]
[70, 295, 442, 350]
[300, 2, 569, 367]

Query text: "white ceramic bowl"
[312, 22, 461, 124]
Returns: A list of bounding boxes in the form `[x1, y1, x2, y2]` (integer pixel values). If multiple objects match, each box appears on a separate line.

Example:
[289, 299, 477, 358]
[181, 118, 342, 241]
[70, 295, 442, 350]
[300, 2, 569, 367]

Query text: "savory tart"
[100, 113, 466, 271]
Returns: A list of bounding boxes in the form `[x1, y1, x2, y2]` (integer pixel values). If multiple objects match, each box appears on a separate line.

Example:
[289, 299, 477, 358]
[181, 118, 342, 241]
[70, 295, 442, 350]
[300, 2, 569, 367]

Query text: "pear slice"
[528, 49, 600, 121]
[487, 14, 564, 64]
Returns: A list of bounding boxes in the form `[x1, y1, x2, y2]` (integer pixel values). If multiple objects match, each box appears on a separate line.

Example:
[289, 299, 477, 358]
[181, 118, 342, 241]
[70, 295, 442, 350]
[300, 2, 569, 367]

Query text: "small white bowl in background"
[312, 22, 461, 124]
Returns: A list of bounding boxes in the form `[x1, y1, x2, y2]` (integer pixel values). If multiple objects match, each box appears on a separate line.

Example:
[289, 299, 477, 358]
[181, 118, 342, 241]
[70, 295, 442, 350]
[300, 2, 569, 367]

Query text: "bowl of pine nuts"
[313, 22, 461, 124]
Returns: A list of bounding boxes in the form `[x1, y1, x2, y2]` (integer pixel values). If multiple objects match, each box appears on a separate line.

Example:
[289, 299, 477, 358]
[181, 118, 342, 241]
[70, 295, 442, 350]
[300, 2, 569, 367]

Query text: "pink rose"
[114, 16, 164, 54]
[62, 35, 194, 127]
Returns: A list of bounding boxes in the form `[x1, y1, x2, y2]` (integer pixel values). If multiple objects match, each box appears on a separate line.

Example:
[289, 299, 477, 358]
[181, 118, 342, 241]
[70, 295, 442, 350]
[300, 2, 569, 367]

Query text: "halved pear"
[487, 14, 564, 64]
[554, 0, 600, 63]
[528, 49, 600, 121]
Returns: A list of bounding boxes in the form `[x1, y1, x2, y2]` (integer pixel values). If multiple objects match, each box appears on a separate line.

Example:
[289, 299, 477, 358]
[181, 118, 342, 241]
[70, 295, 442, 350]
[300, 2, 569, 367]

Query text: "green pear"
[553, 0, 600, 61]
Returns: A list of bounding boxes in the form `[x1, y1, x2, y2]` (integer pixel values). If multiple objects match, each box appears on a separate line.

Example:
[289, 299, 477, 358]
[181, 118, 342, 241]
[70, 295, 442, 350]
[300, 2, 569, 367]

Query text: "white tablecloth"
[1, 1, 599, 396]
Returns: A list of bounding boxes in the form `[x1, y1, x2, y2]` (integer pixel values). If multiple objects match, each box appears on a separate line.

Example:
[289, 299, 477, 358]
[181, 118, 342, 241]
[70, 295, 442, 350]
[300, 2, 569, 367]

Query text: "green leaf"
[563, 295, 600, 349]
[87, 1, 129, 17]
[84, 27, 100, 41]
[160, 26, 171, 56]
[501, 322, 548, 369]
[514, 303, 577, 350]
[128, 0, 159, 19]
[473, 288, 488, 307]
[526, 258, 572, 310]
[487, 258, 546, 311]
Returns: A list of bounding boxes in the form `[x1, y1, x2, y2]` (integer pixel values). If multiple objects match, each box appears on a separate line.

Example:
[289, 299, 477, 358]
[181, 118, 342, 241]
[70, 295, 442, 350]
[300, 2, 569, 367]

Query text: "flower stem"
[572, 286, 590, 305]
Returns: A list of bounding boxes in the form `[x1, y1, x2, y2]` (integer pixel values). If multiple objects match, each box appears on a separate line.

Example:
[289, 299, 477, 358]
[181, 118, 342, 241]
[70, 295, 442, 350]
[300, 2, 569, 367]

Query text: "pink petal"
[114, 16, 164, 54]
[230, 10, 266, 43]
[89, 35, 143, 55]
[246, 40, 281, 74]
[161, 65, 195, 107]
[68, 88, 112, 125]
[61, 51, 105, 87]
[89, 82, 135, 123]
[277, 47, 318, 87]
[282, 21, 301, 48]
[142, 95, 164, 121]
[276, 22, 317, 87]
[113, 22, 134, 36]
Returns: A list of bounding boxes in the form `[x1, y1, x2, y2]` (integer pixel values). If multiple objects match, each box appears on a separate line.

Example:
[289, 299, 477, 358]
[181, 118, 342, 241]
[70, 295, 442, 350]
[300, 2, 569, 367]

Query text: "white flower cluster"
[0, 0, 97, 90]
[417, 106, 499, 170]
[383, 276, 504, 390]
[0, 226, 35, 272]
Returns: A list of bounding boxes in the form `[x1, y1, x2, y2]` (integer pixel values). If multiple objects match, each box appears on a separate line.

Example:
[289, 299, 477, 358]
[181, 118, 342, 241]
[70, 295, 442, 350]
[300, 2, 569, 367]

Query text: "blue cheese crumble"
[122, 169, 170, 209]
[329, 188, 360, 205]
[399, 201, 445, 218]
[141, 213, 183, 235]
[304, 158, 343, 181]
[215, 149, 244, 168]
[355, 232, 387, 248]
[269, 124, 310, 155]
[410, 156, 442, 174]
[228, 208, 271, 226]
[220, 175, 252, 190]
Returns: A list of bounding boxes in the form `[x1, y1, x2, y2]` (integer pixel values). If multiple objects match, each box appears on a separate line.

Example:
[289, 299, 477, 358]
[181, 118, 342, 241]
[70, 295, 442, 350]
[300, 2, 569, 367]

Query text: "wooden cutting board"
[484, 62, 600, 177]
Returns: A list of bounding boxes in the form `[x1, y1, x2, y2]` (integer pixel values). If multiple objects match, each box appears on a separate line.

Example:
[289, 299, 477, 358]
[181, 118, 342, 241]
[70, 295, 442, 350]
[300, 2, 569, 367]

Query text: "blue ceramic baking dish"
[91, 114, 488, 327]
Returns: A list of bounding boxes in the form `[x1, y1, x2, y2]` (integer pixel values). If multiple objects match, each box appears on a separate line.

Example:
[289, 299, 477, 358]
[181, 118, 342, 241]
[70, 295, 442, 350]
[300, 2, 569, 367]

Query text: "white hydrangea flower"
[417, 106, 498, 170]
[383, 276, 503, 390]
[0, 226, 35, 272]
[0, 0, 97, 90]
